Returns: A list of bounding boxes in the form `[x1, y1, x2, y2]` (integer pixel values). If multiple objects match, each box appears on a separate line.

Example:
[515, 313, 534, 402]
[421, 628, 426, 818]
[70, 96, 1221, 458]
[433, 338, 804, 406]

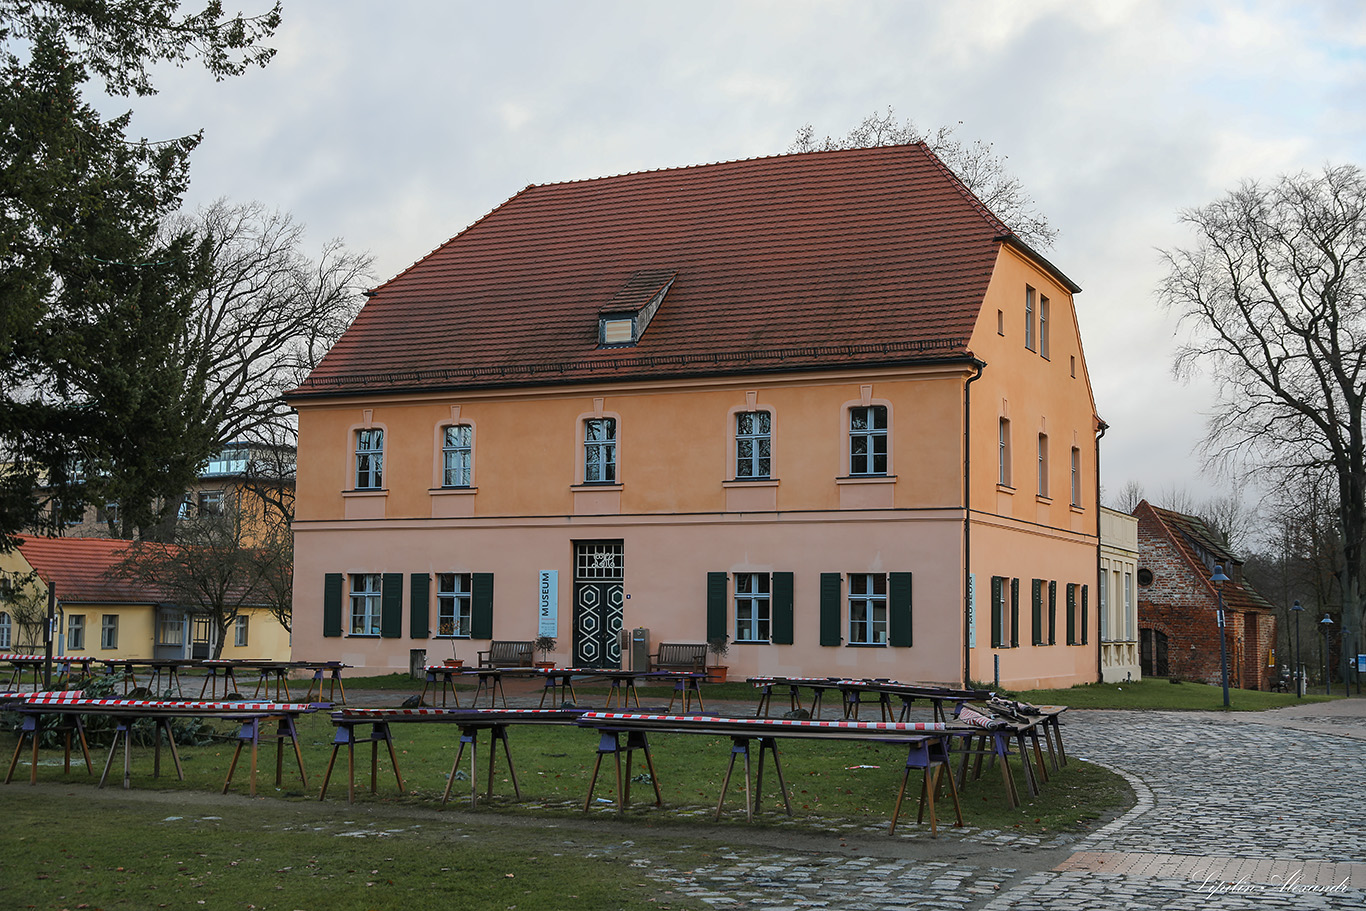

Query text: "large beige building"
[287, 145, 1106, 688]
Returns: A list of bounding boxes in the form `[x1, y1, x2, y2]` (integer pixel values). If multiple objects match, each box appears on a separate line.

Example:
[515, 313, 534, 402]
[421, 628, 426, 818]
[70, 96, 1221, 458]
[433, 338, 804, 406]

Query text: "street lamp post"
[1320, 615, 1334, 696]
[1211, 565, 1231, 709]
[1291, 600, 1304, 698]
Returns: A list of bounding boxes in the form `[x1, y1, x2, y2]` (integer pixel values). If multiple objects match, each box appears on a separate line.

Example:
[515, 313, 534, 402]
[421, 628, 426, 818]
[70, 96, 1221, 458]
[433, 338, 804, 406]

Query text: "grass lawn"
[1010, 677, 1341, 711]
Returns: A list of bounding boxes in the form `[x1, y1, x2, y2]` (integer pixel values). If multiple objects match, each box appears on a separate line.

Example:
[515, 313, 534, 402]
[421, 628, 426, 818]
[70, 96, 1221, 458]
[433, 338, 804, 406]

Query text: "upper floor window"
[849, 405, 888, 476]
[1039, 295, 1050, 359]
[1070, 446, 1081, 506]
[198, 489, 224, 516]
[437, 572, 473, 637]
[442, 425, 473, 488]
[583, 418, 617, 483]
[1037, 433, 1050, 498]
[350, 573, 381, 636]
[1025, 286, 1036, 351]
[734, 572, 771, 642]
[848, 573, 888, 645]
[998, 418, 1012, 487]
[735, 411, 771, 479]
[355, 429, 384, 489]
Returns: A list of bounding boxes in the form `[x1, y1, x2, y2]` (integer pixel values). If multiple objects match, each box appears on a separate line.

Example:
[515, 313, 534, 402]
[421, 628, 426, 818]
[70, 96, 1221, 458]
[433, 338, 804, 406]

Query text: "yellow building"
[0, 536, 290, 662]
[288, 144, 1104, 688]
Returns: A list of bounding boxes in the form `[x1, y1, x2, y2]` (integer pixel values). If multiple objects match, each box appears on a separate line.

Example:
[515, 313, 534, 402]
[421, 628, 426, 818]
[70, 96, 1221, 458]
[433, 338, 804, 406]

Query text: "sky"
[108, 0, 1366, 515]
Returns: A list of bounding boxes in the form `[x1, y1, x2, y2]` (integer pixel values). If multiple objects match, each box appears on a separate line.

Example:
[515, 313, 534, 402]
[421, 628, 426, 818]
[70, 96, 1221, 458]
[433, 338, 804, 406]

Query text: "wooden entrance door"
[572, 541, 623, 669]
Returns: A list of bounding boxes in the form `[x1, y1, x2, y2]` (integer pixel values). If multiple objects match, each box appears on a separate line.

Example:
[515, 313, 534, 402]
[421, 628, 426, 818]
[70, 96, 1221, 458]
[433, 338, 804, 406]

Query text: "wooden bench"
[649, 643, 707, 673]
[476, 640, 534, 668]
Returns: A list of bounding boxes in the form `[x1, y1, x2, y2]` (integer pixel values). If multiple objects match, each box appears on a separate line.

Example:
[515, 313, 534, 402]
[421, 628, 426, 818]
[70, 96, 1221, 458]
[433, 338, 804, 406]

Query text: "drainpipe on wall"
[43, 581, 56, 689]
[1094, 419, 1108, 683]
[963, 360, 986, 689]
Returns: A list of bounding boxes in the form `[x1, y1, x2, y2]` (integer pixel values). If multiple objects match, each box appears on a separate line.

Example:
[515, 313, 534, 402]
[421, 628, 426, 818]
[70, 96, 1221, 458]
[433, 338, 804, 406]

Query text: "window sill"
[836, 475, 897, 485]
[845, 642, 889, 648]
[430, 486, 478, 496]
[732, 638, 771, 645]
[997, 483, 1015, 494]
[571, 482, 623, 491]
[343, 488, 388, 498]
[347, 633, 381, 639]
[1036, 494, 1053, 505]
[723, 478, 779, 488]
[1069, 503, 1084, 514]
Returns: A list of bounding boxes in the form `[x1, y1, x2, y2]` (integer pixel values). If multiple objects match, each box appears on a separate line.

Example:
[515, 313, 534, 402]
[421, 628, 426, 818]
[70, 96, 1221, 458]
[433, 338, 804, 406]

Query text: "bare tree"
[1160, 164, 1366, 643]
[115, 496, 267, 658]
[171, 199, 374, 449]
[788, 107, 1057, 250]
[1110, 480, 1146, 514]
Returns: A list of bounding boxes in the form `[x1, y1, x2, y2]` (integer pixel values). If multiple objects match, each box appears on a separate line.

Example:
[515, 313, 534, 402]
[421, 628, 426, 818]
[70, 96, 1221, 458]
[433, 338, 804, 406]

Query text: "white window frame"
[848, 405, 889, 477]
[734, 572, 771, 643]
[101, 614, 118, 650]
[1039, 295, 1050, 359]
[442, 424, 473, 488]
[355, 429, 384, 490]
[998, 418, 1012, 487]
[1037, 433, 1050, 499]
[436, 572, 473, 638]
[68, 614, 85, 650]
[0, 611, 10, 649]
[197, 489, 224, 516]
[848, 573, 888, 645]
[1070, 446, 1082, 507]
[349, 573, 382, 636]
[1025, 286, 1036, 351]
[583, 417, 617, 483]
[735, 411, 772, 480]
[234, 615, 249, 648]
[158, 612, 185, 647]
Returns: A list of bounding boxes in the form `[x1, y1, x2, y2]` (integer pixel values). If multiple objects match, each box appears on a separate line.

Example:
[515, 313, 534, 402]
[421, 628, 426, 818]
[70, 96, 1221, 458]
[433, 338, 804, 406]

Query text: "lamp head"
[1291, 600, 1303, 612]
[1210, 564, 1230, 585]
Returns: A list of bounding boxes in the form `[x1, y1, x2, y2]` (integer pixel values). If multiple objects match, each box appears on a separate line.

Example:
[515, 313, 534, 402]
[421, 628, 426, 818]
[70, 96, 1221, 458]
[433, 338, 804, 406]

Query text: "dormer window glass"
[601, 317, 634, 346]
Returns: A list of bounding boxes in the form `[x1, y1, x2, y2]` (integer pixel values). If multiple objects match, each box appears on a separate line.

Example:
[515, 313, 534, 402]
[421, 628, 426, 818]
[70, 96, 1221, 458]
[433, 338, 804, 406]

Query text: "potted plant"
[438, 620, 464, 667]
[534, 635, 557, 669]
[706, 634, 730, 683]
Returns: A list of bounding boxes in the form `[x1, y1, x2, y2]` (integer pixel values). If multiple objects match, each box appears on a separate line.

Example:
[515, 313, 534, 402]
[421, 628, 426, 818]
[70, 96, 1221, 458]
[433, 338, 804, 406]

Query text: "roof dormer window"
[597, 269, 677, 348]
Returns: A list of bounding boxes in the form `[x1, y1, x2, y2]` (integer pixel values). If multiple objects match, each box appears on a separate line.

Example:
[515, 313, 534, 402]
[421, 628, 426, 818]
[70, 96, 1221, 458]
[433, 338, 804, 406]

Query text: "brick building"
[1134, 501, 1277, 690]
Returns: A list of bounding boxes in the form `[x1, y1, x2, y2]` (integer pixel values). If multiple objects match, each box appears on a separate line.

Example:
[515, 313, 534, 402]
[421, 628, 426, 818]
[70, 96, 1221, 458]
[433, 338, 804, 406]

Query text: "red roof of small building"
[293, 144, 1075, 398]
[1136, 502, 1275, 615]
[15, 536, 175, 605]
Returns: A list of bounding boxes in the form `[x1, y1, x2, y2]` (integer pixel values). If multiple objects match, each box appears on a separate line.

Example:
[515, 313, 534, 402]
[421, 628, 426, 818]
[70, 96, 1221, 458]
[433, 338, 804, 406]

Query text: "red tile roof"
[16, 536, 174, 605]
[1137, 503, 1275, 615]
[294, 144, 1069, 398]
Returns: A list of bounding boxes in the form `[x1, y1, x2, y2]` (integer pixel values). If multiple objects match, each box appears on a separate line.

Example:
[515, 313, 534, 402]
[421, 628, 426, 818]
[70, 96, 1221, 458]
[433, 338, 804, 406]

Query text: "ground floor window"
[101, 614, 118, 649]
[0, 611, 10, 649]
[68, 614, 85, 650]
[848, 573, 888, 645]
[234, 615, 249, 648]
[158, 613, 184, 647]
[437, 572, 473, 637]
[350, 573, 382, 636]
[734, 572, 770, 642]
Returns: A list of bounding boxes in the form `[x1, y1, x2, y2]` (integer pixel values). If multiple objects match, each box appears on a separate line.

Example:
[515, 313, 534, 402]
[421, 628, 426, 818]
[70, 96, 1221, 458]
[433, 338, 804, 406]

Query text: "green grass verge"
[1011, 678, 1339, 711]
[0, 787, 716, 911]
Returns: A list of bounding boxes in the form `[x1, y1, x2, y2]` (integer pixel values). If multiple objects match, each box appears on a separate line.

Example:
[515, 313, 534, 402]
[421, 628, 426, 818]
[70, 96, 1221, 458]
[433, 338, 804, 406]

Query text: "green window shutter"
[819, 573, 842, 646]
[707, 572, 728, 642]
[381, 573, 403, 638]
[323, 573, 343, 638]
[1009, 578, 1020, 648]
[1066, 583, 1077, 645]
[1048, 581, 1057, 645]
[410, 573, 430, 639]
[772, 572, 794, 645]
[471, 573, 495, 640]
[1031, 579, 1043, 646]
[990, 576, 1003, 648]
[889, 572, 913, 647]
[1081, 584, 1090, 645]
